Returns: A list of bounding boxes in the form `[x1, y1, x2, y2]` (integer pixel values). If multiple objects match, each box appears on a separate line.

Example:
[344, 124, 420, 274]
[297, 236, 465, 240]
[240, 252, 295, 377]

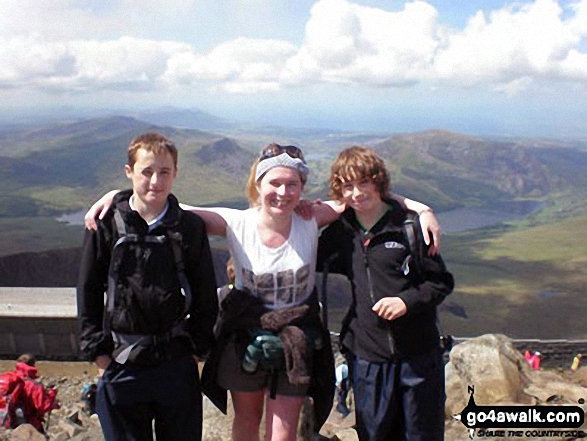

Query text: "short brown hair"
[127, 133, 178, 170]
[329, 146, 390, 200]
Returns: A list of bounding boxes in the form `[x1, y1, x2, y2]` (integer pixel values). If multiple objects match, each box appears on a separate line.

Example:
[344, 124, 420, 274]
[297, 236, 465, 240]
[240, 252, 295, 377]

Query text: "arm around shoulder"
[179, 204, 229, 236]
[392, 193, 441, 254]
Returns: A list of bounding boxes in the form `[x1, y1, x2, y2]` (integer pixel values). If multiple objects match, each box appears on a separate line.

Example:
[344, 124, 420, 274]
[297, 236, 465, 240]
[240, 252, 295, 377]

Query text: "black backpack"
[402, 213, 425, 282]
[403, 213, 453, 352]
[106, 209, 193, 364]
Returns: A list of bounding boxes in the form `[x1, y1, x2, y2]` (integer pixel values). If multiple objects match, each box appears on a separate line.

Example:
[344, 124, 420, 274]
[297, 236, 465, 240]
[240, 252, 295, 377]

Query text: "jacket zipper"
[362, 236, 395, 357]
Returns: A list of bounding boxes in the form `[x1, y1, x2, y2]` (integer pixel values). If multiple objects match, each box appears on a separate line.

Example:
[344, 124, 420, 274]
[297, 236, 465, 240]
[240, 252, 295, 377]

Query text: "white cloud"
[0, 0, 586, 97]
[162, 38, 297, 92]
[0, 35, 75, 86]
[433, 0, 585, 86]
[284, 0, 439, 86]
[0, 35, 189, 92]
[493, 76, 534, 96]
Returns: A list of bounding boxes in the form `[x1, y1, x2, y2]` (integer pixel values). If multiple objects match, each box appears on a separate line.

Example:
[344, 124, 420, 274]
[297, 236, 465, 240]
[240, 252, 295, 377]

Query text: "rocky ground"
[2, 335, 587, 441]
[0, 359, 356, 441]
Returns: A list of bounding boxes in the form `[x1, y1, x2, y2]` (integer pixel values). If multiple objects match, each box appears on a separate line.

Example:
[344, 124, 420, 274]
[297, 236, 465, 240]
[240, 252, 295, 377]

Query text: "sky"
[1, 0, 587, 137]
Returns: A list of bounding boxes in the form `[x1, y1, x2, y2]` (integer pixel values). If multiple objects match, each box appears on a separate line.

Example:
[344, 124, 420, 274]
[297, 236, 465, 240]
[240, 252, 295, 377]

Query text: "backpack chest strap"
[105, 209, 194, 349]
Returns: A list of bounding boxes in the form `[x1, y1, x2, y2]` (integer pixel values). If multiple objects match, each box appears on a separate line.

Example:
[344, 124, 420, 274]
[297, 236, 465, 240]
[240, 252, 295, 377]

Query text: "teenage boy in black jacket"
[317, 146, 454, 441]
[77, 133, 218, 441]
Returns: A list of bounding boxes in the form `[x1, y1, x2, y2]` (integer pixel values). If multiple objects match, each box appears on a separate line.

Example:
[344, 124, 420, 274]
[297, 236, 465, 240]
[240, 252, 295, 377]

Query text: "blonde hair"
[246, 158, 262, 206]
[329, 146, 390, 200]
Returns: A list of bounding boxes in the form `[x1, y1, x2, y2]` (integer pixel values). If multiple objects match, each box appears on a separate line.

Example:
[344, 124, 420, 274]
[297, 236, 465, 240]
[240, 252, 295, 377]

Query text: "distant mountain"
[2, 116, 587, 219]
[372, 129, 587, 210]
[132, 107, 239, 132]
[0, 116, 247, 216]
[195, 138, 256, 176]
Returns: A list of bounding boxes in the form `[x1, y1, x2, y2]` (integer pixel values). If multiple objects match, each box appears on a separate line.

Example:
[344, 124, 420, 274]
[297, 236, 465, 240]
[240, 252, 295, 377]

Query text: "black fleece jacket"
[77, 190, 218, 361]
[317, 200, 454, 361]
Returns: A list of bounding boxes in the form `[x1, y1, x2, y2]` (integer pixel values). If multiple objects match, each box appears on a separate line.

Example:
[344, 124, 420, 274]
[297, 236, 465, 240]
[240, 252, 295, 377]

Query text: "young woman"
[84, 143, 440, 441]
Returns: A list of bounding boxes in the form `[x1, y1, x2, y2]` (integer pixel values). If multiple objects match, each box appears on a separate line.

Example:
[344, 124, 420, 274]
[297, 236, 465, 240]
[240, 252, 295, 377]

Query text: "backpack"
[403, 213, 454, 352]
[106, 209, 194, 364]
[402, 213, 425, 282]
[0, 372, 25, 429]
[80, 383, 97, 415]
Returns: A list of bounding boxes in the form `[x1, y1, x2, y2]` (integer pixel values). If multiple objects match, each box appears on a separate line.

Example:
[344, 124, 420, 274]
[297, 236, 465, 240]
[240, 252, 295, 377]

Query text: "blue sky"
[1, 0, 586, 137]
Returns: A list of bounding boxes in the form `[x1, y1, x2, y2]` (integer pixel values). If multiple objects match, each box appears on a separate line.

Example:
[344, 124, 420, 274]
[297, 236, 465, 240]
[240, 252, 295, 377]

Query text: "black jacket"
[77, 190, 218, 361]
[317, 200, 454, 361]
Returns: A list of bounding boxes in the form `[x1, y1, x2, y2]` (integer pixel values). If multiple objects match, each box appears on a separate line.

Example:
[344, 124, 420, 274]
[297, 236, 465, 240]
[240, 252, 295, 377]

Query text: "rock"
[67, 410, 81, 425]
[58, 419, 85, 438]
[332, 427, 359, 441]
[51, 431, 71, 441]
[5, 336, 587, 441]
[569, 365, 587, 388]
[445, 359, 468, 418]
[525, 369, 587, 411]
[446, 334, 532, 408]
[9, 424, 46, 441]
[445, 334, 587, 440]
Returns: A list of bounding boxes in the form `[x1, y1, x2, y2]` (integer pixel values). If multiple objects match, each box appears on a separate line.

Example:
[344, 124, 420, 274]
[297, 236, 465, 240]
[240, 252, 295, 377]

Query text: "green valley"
[1, 115, 587, 339]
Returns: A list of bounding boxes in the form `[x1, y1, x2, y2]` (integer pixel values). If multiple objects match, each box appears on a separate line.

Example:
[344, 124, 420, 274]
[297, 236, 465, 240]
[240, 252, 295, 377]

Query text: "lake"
[436, 201, 544, 233]
[57, 200, 544, 233]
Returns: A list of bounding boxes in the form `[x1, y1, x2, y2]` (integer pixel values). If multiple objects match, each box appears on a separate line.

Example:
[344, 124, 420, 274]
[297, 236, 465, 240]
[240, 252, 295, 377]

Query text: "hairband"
[255, 152, 309, 181]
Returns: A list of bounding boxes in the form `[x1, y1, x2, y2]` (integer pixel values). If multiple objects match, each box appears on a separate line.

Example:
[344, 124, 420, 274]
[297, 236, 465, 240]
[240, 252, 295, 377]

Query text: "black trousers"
[352, 348, 445, 441]
[96, 355, 202, 441]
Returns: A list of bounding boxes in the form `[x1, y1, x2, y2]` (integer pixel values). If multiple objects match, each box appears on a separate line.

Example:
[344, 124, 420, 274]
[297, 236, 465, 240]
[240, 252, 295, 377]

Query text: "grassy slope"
[0, 217, 84, 257]
[440, 210, 587, 339]
[3, 120, 587, 339]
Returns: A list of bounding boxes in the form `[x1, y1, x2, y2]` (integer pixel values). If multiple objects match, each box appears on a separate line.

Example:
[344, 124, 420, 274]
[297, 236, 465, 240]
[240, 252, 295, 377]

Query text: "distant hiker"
[529, 351, 541, 370]
[0, 354, 59, 433]
[85, 141, 440, 441]
[525, 350, 541, 370]
[77, 133, 218, 441]
[335, 360, 350, 417]
[80, 383, 97, 415]
[524, 350, 532, 364]
[317, 146, 454, 441]
[571, 354, 583, 372]
[0, 369, 24, 429]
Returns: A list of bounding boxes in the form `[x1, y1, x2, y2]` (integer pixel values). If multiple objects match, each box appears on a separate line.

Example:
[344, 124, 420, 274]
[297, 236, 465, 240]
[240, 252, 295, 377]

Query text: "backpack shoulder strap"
[402, 213, 424, 281]
[167, 230, 193, 316]
[107, 209, 128, 316]
[113, 209, 126, 237]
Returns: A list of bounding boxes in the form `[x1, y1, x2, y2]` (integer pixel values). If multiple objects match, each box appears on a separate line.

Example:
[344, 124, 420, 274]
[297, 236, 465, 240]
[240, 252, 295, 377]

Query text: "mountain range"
[2, 115, 586, 221]
[1, 111, 587, 338]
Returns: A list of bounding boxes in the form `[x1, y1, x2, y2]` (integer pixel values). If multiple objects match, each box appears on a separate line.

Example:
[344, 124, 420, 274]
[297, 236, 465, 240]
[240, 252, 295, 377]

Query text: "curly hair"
[329, 146, 390, 200]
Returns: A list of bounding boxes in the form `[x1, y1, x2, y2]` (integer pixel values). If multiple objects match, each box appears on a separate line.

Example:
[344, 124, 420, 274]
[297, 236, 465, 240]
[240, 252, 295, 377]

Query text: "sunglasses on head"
[259, 144, 305, 162]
